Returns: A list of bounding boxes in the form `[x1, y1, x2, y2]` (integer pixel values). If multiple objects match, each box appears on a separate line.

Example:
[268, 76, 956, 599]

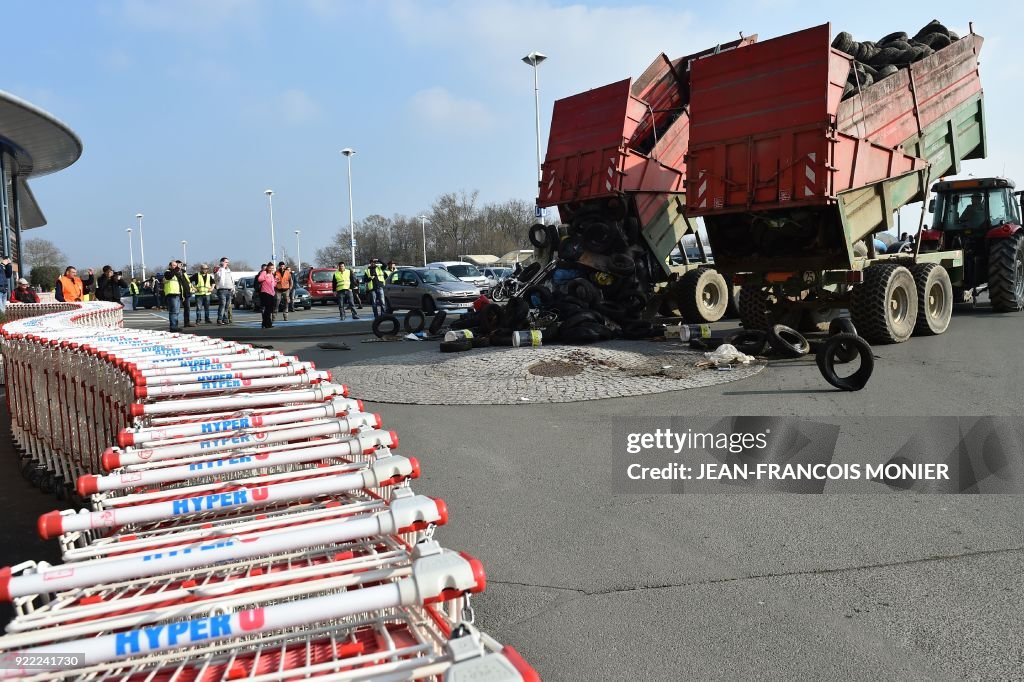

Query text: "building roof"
[0, 89, 83, 228]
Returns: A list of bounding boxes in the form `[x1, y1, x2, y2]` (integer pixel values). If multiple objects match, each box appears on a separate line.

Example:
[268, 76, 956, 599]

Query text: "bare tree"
[23, 238, 68, 269]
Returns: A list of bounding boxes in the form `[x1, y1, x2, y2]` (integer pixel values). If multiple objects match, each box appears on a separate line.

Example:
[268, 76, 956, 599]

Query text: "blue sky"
[10, 1, 1023, 271]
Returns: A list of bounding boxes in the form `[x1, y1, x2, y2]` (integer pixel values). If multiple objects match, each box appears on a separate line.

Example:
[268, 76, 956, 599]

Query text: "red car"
[298, 268, 339, 305]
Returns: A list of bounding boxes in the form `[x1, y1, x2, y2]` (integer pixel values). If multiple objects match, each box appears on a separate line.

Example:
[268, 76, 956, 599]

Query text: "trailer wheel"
[677, 267, 729, 323]
[738, 284, 771, 330]
[911, 263, 953, 335]
[850, 264, 918, 343]
[987, 233, 1024, 312]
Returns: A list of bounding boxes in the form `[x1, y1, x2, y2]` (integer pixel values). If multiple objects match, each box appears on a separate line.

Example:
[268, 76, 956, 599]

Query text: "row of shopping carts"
[0, 302, 537, 681]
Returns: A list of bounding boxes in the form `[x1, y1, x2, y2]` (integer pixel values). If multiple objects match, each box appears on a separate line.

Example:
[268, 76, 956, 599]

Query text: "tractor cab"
[929, 177, 1021, 236]
[924, 177, 1024, 312]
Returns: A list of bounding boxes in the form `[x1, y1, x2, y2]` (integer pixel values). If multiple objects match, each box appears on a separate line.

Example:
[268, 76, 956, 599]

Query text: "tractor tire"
[677, 267, 729, 323]
[738, 283, 772, 330]
[987, 233, 1024, 312]
[911, 263, 953, 335]
[850, 264, 918, 344]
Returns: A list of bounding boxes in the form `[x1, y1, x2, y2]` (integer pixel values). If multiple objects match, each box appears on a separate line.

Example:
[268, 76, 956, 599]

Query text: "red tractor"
[924, 178, 1024, 311]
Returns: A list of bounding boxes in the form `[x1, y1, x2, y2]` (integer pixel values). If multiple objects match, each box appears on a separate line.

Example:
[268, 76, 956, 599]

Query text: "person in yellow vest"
[55, 266, 84, 302]
[128, 278, 140, 310]
[191, 264, 214, 324]
[332, 261, 359, 321]
[163, 261, 183, 332]
[363, 257, 388, 318]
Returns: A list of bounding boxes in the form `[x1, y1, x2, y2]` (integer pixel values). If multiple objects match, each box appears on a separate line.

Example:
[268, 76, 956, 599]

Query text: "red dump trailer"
[537, 36, 756, 323]
[685, 23, 995, 342]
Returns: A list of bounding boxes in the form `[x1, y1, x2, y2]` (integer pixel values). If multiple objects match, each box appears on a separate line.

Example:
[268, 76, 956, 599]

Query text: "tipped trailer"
[684, 22, 1010, 343]
[537, 36, 757, 323]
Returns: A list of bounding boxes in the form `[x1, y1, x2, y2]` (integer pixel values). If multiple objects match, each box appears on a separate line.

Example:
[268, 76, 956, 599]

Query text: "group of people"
[332, 258, 392, 320]
[254, 261, 298, 329]
[162, 258, 238, 332]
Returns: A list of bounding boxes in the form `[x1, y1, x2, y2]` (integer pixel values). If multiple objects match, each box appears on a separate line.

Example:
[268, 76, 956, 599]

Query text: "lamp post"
[181, 240, 188, 265]
[341, 148, 356, 266]
[264, 189, 277, 262]
[418, 215, 429, 266]
[126, 228, 135, 279]
[135, 213, 146, 280]
[294, 230, 301, 269]
[522, 51, 547, 189]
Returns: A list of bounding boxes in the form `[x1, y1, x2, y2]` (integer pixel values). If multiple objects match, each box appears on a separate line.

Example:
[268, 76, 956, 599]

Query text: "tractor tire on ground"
[728, 329, 768, 356]
[372, 315, 401, 338]
[479, 303, 503, 333]
[440, 339, 472, 353]
[427, 310, 447, 336]
[767, 324, 810, 358]
[816, 333, 874, 391]
[677, 267, 729, 323]
[911, 263, 953, 335]
[987, 233, 1024, 312]
[850, 263, 918, 344]
[403, 309, 426, 334]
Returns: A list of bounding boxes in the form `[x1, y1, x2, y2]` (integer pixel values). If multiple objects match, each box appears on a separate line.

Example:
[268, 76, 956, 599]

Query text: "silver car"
[384, 267, 479, 314]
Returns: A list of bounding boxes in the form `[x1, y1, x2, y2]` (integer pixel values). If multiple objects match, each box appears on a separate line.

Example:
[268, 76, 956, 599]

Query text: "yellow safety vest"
[194, 273, 213, 295]
[129, 281, 140, 294]
[333, 269, 352, 291]
[163, 275, 181, 296]
[366, 265, 385, 290]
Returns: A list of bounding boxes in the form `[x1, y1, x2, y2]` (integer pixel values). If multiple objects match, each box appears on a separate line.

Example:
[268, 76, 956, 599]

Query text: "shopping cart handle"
[364, 455, 418, 489]
[385, 492, 447, 534]
[402, 544, 486, 606]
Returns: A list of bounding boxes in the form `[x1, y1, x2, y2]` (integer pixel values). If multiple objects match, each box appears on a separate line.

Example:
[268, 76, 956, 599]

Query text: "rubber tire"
[678, 267, 729, 323]
[519, 262, 542, 283]
[829, 317, 857, 336]
[911, 263, 953, 335]
[594, 300, 629, 322]
[562, 310, 604, 329]
[528, 223, 550, 249]
[737, 283, 772, 330]
[428, 310, 447, 336]
[728, 329, 768, 356]
[608, 253, 635, 277]
[816, 334, 874, 391]
[850, 264, 918, 344]
[440, 339, 472, 353]
[422, 296, 437, 316]
[503, 298, 530, 328]
[767, 324, 810, 358]
[373, 315, 401, 338]
[619, 290, 648, 314]
[480, 303, 503, 333]
[403, 309, 426, 334]
[559, 237, 585, 262]
[987, 233, 1024, 312]
[567, 278, 599, 304]
[470, 335, 491, 348]
[562, 322, 610, 344]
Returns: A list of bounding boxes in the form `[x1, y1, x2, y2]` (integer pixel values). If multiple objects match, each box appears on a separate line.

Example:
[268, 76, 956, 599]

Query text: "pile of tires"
[832, 21, 961, 100]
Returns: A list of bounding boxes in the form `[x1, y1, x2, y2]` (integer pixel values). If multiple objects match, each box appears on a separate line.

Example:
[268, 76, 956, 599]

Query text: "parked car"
[233, 276, 260, 310]
[292, 286, 313, 310]
[481, 267, 512, 288]
[298, 268, 338, 305]
[384, 267, 480, 314]
[426, 261, 490, 294]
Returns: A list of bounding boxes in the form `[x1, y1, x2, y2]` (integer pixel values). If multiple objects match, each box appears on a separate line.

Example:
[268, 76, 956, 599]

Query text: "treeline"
[314, 191, 535, 267]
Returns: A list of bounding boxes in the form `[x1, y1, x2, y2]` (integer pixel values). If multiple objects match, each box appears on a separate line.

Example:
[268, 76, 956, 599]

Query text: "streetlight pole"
[522, 51, 547, 188]
[341, 148, 356, 266]
[135, 213, 146, 280]
[418, 215, 429, 266]
[295, 230, 301, 269]
[181, 240, 188, 265]
[264, 189, 277, 262]
[126, 228, 135, 279]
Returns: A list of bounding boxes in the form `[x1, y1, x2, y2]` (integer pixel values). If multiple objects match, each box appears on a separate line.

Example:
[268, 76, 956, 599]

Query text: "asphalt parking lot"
[2, 302, 1021, 680]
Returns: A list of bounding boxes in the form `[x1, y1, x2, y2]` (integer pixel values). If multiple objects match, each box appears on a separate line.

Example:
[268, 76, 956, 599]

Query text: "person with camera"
[10, 278, 39, 304]
[163, 260, 185, 332]
[96, 266, 123, 303]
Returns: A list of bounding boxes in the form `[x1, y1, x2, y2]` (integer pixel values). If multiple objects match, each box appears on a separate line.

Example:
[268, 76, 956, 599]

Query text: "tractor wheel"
[677, 267, 729, 323]
[737, 284, 772, 330]
[850, 263, 918, 343]
[911, 263, 952, 335]
[987, 233, 1024, 312]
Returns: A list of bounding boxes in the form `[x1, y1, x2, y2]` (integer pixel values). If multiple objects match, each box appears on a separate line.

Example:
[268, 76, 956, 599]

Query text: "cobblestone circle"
[333, 341, 765, 405]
